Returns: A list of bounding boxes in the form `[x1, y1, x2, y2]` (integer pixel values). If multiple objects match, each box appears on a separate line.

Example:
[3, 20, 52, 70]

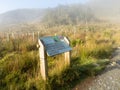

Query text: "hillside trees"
[42, 4, 97, 26]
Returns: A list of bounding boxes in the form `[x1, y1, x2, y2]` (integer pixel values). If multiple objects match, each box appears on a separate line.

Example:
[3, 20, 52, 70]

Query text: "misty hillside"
[0, 9, 45, 26]
[0, 4, 97, 27]
[42, 5, 97, 26]
[0, 0, 120, 28]
[88, 0, 120, 22]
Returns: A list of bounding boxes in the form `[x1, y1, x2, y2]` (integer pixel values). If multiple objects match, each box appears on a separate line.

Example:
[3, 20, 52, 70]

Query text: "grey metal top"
[40, 36, 72, 56]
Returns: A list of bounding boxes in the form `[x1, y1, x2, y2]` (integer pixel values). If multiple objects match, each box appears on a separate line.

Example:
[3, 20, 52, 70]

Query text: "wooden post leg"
[65, 51, 71, 66]
[64, 37, 71, 66]
[39, 40, 48, 81]
[40, 55, 48, 81]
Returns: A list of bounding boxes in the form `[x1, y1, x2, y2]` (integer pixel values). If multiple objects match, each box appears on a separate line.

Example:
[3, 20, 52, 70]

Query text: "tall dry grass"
[0, 24, 120, 89]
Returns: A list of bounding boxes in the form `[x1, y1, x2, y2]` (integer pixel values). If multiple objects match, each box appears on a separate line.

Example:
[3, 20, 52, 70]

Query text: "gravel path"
[73, 48, 120, 90]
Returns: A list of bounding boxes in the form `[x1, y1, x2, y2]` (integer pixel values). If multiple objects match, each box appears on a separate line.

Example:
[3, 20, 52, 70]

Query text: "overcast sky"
[0, 0, 89, 14]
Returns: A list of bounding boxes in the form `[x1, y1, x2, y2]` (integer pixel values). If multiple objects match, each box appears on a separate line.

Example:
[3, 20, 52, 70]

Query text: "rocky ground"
[73, 47, 120, 90]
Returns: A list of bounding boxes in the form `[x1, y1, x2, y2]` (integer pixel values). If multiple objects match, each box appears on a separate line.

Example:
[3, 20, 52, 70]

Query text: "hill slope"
[42, 5, 97, 26]
[0, 4, 98, 28]
[0, 1, 120, 28]
[0, 9, 45, 26]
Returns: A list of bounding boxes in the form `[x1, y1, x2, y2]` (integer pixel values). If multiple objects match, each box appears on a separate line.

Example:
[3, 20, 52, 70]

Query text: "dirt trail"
[73, 47, 120, 90]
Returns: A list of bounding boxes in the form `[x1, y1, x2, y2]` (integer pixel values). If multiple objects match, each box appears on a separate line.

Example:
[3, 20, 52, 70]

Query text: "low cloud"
[86, 0, 120, 22]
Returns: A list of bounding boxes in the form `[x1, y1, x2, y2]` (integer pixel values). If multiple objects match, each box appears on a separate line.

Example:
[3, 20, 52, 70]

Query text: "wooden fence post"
[38, 31, 40, 38]
[33, 32, 35, 42]
[7, 33, 9, 41]
[12, 33, 15, 39]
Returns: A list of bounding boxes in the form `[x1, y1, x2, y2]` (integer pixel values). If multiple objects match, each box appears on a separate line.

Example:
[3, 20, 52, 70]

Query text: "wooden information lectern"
[38, 36, 72, 81]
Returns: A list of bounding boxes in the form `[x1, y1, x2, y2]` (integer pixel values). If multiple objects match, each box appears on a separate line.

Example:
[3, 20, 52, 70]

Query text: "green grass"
[0, 24, 119, 90]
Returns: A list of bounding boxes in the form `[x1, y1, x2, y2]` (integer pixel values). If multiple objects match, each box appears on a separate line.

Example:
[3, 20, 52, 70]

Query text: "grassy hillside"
[0, 1, 120, 90]
[0, 24, 120, 90]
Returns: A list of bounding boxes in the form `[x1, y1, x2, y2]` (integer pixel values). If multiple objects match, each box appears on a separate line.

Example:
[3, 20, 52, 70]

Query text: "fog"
[87, 0, 120, 23]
